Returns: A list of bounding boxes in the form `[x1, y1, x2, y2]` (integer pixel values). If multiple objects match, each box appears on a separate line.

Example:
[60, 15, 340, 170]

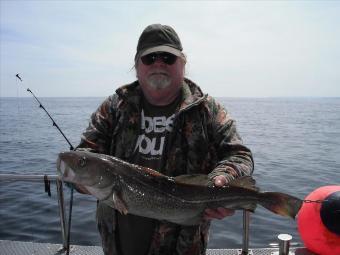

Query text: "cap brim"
[140, 45, 182, 57]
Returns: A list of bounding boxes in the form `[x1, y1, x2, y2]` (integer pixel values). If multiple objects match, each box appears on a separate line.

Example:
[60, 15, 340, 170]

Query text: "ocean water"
[0, 97, 339, 249]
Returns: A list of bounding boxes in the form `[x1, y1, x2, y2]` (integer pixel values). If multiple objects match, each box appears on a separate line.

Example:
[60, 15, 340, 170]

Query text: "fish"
[57, 150, 302, 226]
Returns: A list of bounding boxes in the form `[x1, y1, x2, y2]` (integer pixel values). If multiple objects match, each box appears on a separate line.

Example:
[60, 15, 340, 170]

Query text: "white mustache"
[147, 73, 171, 90]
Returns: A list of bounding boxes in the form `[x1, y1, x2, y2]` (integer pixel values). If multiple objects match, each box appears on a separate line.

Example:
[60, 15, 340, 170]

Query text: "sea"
[0, 97, 339, 249]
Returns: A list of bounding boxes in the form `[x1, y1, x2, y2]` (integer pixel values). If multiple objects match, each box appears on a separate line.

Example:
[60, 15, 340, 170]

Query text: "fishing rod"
[16, 74, 74, 150]
[16, 73, 74, 255]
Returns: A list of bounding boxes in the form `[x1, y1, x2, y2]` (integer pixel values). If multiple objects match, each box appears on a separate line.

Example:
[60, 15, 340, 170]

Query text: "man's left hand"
[204, 175, 235, 220]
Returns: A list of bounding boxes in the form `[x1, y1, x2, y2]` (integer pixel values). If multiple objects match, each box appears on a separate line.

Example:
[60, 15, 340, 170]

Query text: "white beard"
[147, 74, 171, 90]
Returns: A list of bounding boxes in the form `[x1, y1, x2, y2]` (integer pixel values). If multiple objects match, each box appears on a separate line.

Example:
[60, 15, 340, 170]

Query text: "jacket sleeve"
[207, 97, 254, 182]
[76, 95, 116, 154]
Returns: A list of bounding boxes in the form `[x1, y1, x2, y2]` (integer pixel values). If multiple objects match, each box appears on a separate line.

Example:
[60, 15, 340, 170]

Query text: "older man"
[77, 24, 253, 255]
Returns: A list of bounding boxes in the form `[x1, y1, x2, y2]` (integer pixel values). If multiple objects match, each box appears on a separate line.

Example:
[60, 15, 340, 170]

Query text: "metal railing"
[0, 174, 252, 254]
[0, 174, 68, 250]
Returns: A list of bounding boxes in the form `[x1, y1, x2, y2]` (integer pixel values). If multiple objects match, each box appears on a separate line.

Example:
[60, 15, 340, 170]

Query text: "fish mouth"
[57, 159, 66, 175]
[56, 153, 67, 174]
[56, 153, 75, 181]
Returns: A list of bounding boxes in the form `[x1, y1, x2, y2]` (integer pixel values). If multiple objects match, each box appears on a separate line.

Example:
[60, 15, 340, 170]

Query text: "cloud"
[1, 1, 339, 97]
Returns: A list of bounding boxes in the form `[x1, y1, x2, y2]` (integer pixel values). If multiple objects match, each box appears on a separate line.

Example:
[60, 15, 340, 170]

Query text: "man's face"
[136, 51, 185, 104]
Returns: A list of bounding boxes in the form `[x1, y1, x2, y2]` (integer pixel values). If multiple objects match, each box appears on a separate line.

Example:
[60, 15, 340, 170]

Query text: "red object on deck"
[297, 186, 340, 255]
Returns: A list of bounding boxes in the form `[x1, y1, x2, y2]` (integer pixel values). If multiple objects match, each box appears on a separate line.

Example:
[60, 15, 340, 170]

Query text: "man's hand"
[204, 175, 235, 220]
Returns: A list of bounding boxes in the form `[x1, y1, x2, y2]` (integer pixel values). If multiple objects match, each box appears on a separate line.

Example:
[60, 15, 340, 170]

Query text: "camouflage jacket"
[77, 78, 254, 255]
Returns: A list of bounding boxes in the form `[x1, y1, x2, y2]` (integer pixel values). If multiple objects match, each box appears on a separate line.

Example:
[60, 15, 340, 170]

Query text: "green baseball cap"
[135, 24, 183, 62]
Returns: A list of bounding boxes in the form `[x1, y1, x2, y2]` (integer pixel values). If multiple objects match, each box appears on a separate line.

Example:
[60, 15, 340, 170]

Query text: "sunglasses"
[140, 52, 178, 66]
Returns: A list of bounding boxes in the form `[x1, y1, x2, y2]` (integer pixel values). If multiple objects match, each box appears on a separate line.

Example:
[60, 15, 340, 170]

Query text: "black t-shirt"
[132, 94, 180, 171]
[116, 94, 180, 255]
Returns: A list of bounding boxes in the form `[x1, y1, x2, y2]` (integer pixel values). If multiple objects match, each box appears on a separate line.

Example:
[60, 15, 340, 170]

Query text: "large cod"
[57, 151, 302, 225]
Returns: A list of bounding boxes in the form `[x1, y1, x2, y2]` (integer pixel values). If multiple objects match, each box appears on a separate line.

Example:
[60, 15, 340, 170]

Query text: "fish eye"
[79, 156, 87, 167]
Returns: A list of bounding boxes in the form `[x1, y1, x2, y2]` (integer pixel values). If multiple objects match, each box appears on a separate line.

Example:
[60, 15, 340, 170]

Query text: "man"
[76, 24, 253, 255]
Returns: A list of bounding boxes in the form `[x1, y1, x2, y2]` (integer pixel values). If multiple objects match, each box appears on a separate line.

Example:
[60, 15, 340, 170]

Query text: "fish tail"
[259, 192, 302, 219]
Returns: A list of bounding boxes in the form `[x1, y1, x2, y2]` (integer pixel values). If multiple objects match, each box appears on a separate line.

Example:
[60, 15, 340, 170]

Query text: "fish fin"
[139, 166, 167, 177]
[228, 176, 259, 192]
[174, 175, 258, 189]
[259, 192, 302, 219]
[239, 203, 257, 213]
[219, 202, 257, 212]
[174, 174, 212, 186]
[112, 192, 128, 215]
[171, 213, 205, 226]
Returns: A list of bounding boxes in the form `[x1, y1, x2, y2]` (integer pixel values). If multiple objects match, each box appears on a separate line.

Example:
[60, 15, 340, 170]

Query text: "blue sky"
[1, 1, 340, 97]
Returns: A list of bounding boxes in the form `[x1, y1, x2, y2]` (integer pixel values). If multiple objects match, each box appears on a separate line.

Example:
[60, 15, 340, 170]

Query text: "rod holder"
[278, 234, 292, 255]
[56, 179, 67, 249]
[241, 210, 250, 254]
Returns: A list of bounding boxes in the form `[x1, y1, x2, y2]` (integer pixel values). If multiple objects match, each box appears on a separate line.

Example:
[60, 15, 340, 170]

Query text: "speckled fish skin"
[57, 150, 302, 226]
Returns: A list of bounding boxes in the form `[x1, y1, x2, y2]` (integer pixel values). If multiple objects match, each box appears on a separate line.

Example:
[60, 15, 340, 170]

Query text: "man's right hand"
[204, 175, 235, 220]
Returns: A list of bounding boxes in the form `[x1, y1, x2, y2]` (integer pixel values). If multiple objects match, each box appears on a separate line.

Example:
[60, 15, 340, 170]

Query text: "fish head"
[57, 150, 114, 186]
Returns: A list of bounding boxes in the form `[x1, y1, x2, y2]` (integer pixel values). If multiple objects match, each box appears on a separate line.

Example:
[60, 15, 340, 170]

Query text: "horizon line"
[1, 96, 340, 99]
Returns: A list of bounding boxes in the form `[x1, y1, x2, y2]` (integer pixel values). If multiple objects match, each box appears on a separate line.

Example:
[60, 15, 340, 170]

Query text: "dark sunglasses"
[140, 52, 178, 66]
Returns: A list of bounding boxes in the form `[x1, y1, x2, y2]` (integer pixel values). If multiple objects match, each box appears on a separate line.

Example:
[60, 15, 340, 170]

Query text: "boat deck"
[1, 240, 314, 255]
